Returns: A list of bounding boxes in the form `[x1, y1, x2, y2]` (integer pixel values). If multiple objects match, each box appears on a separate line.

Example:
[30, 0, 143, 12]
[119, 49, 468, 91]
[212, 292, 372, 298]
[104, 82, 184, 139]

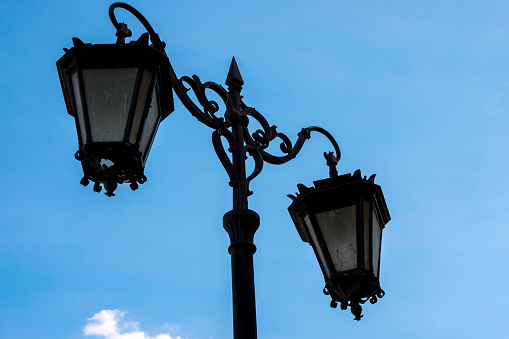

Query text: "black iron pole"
[223, 210, 259, 339]
[222, 58, 259, 339]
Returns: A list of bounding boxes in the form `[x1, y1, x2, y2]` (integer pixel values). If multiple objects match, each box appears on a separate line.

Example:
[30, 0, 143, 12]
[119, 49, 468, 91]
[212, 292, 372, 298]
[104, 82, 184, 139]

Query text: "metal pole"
[223, 210, 259, 339]
[223, 58, 259, 339]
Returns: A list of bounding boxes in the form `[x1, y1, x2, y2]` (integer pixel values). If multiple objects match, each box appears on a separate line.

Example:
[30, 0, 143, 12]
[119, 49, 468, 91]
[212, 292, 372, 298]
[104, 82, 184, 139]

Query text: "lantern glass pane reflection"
[140, 81, 160, 157]
[71, 72, 87, 144]
[128, 70, 153, 145]
[372, 210, 382, 277]
[304, 214, 331, 279]
[363, 201, 370, 271]
[82, 68, 138, 142]
[315, 206, 357, 272]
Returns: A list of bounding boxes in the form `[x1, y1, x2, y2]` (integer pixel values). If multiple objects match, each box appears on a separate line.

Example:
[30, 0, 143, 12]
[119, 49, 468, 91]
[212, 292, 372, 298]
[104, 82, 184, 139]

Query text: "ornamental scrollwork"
[108, 1, 342, 199]
[178, 74, 228, 126]
[324, 282, 385, 321]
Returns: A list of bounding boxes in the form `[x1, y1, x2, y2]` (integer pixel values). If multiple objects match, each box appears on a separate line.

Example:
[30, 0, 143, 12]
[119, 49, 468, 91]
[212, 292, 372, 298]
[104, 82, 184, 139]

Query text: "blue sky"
[2, 0, 509, 338]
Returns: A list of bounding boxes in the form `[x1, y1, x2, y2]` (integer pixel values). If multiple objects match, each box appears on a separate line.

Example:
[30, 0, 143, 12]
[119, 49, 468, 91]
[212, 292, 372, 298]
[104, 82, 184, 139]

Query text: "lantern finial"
[115, 22, 132, 44]
[323, 151, 339, 177]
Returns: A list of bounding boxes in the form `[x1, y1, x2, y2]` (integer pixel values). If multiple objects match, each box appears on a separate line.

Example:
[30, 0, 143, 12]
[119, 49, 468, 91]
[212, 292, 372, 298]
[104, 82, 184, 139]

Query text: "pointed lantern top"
[225, 57, 244, 87]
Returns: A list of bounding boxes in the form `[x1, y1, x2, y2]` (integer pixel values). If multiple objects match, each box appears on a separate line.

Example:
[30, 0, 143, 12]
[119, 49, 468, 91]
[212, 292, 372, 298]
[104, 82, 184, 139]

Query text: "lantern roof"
[56, 36, 174, 120]
[289, 169, 391, 243]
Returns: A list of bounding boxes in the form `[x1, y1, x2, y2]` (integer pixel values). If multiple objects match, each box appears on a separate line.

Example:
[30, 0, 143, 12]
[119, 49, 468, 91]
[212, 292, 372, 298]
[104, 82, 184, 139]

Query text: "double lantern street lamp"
[56, 3, 391, 337]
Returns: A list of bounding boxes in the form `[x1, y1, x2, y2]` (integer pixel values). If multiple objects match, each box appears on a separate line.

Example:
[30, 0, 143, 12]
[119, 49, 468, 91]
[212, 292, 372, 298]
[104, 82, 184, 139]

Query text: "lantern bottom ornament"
[324, 271, 385, 321]
[75, 143, 147, 197]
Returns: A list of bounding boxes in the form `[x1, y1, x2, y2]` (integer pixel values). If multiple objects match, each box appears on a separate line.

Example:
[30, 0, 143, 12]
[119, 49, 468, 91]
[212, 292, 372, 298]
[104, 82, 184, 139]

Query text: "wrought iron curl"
[242, 107, 275, 150]
[237, 104, 342, 195]
[212, 128, 236, 187]
[245, 147, 264, 196]
[179, 75, 229, 124]
[242, 107, 294, 156]
[169, 67, 227, 129]
[246, 122, 341, 168]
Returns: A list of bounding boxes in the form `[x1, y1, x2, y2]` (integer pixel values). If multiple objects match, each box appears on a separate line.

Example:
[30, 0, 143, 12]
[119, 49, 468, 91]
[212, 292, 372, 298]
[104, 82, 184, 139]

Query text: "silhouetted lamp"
[288, 169, 390, 320]
[57, 2, 393, 334]
[56, 33, 173, 196]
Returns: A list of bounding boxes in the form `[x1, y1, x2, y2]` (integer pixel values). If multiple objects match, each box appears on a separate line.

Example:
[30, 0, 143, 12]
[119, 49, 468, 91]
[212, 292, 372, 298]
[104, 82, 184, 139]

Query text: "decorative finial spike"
[72, 37, 86, 47]
[225, 56, 244, 87]
[297, 183, 311, 194]
[129, 32, 149, 45]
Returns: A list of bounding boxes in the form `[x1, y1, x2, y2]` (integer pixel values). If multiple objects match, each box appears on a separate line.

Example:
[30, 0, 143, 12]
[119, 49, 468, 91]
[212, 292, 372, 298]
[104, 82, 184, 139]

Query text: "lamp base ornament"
[74, 143, 147, 197]
[324, 278, 385, 321]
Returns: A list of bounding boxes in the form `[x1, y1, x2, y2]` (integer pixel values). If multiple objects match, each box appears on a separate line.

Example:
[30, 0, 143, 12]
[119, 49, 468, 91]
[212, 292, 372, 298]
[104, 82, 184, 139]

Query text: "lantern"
[56, 35, 173, 196]
[288, 169, 390, 320]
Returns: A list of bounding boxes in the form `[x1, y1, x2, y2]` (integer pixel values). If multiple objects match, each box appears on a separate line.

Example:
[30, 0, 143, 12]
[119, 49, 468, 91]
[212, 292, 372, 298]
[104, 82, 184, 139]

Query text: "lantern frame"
[56, 38, 173, 196]
[288, 170, 390, 320]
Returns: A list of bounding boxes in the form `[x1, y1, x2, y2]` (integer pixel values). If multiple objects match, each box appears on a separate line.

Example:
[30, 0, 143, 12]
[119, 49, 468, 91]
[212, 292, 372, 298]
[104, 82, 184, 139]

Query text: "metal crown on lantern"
[56, 1, 390, 328]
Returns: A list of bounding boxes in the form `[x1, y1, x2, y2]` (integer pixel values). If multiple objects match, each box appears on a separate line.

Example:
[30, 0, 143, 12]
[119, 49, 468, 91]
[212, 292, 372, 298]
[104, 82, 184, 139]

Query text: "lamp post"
[56, 2, 391, 338]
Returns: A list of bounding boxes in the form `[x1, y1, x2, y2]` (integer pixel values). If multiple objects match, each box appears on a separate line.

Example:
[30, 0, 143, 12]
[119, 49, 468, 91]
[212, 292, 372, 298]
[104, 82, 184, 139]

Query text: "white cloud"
[83, 309, 182, 339]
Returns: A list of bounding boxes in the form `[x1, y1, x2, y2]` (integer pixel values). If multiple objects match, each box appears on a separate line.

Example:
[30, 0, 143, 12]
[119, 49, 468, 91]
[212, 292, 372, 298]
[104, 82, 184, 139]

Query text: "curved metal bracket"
[245, 146, 264, 196]
[241, 106, 341, 173]
[212, 129, 237, 187]
[256, 126, 341, 167]
[242, 115, 340, 168]
[178, 75, 228, 129]
[109, 2, 166, 50]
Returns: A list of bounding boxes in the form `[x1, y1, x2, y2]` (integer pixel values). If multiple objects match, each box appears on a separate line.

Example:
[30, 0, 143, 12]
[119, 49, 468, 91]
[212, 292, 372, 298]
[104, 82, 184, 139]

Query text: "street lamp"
[288, 168, 390, 320]
[56, 25, 175, 195]
[57, 2, 391, 337]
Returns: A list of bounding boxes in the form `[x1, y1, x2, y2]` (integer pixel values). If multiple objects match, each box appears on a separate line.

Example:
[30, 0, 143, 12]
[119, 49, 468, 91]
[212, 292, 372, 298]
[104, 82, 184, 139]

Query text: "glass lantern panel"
[363, 201, 370, 271]
[139, 81, 160, 157]
[71, 72, 87, 144]
[82, 67, 138, 142]
[304, 214, 331, 279]
[315, 205, 357, 273]
[129, 70, 153, 145]
[372, 210, 382, 277]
